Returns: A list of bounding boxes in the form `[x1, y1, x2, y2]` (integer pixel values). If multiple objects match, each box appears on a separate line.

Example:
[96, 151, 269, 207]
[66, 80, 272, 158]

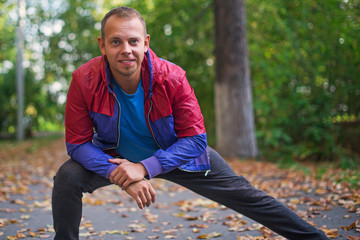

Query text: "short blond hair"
[100, 6, 147, 39]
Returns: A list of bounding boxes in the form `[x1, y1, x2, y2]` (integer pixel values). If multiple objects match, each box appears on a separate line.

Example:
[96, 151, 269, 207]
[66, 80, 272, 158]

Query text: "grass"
[277, 157, 360, 189]
[0, 132, 64, 153]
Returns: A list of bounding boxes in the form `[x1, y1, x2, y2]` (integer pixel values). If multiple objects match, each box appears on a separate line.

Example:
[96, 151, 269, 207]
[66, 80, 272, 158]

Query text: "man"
[52, 6, 330, 240]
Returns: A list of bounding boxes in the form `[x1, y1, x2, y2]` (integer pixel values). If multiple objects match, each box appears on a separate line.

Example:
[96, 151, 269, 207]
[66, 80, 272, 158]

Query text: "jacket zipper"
[114, 96, 121, 148]
[103, 93, 121, 151]
[147, 99, 163, 150]
[179, 168, 211, 176]
[147, 90, 210, 176]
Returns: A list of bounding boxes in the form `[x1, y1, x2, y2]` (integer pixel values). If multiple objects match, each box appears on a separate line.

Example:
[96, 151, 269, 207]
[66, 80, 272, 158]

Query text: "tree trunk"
[214, 0, 258, 158]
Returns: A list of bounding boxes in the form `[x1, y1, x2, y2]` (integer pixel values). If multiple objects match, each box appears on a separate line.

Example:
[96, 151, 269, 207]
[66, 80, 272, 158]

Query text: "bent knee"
[54, 159, 88, 188]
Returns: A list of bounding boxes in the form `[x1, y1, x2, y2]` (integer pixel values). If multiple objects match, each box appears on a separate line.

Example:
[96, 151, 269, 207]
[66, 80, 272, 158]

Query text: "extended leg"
[51, 159, 111, 240]
[158, 147, 329, 240]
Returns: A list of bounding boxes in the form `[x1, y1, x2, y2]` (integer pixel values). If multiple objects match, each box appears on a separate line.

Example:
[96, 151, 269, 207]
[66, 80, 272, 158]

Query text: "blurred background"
[1, 0, 359, 168]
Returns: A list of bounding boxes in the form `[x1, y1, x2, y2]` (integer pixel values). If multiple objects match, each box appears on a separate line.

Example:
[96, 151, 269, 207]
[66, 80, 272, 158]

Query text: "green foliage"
[247, 0, 360, 162]
[336, 171, 360, 188]
[0, 0, 359, 165]
[128, 0, 215, 143]
[0, 0, 64, 137]
[0, 1, 17, 135]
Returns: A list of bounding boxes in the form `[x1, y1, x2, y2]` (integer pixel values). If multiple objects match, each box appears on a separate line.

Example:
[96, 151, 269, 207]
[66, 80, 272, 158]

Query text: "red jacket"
[65, 49, 210, 178]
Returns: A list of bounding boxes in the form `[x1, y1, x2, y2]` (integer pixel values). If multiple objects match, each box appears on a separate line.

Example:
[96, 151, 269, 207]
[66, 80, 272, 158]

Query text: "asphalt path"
[1, 175, 359, 239]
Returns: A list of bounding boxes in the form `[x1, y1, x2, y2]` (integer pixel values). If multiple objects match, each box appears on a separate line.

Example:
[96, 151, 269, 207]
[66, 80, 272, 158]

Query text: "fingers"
[110, 163, 143, 189]
[149, 184, 156, 203]
[110, 168, 125, 186]
[143, 188, 154, 207]
[143, 181, 156, 207]
[109, 165, 131, 188]
[134, 185, 149, 209]
[114, 173, 133, 189]
[121, 178, 131, 190]
[139, 191, 148, 209]
[126, 180, 156, 210]
[108, 158, 125, 165]
[136, 195, 144, 209]
[109, 167, 118, 183]
[133, 188, 147, 210]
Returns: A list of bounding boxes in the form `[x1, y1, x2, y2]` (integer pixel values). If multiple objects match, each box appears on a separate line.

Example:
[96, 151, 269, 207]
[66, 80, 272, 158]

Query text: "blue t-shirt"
[112, 79, 159, 163]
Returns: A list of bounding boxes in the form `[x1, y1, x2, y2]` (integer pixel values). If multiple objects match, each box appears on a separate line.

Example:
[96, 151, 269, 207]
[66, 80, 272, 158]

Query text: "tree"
[1, 0, 358, 162]
[0, 0, 67, 138]
[214, 0, 258, 158]
[247, 0, 360, 161]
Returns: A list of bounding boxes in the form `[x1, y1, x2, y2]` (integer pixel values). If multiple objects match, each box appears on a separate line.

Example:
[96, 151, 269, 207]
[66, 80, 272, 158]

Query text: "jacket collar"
[142, 49, 156, 99]
[101, 50, 155, 98]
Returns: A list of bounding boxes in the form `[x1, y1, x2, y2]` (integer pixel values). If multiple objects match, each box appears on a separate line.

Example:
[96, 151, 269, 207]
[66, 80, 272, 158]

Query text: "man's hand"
[125, 180, 156, 209]
[109, 158, 148, 190]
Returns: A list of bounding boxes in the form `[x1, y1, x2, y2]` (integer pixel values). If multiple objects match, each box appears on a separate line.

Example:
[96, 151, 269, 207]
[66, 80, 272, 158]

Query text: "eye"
[129, 39, 138, 45]
[111, 40, 120, 45]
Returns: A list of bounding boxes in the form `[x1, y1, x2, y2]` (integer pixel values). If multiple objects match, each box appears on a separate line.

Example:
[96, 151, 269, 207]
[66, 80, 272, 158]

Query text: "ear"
[98, 36, 106, 55]
[144, 34, 150, 53]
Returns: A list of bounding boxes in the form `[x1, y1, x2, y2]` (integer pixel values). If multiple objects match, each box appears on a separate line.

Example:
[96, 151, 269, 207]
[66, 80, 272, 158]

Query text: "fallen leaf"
[340, 220, 360, 231]
[184, 215, 199, 221]
[347, 236, 360, 240]
[190, 224, 209, 229]
[259, 226, 274, 238]
[108, 230, 129, 235]
[164, 235, 176, 239]
[9, 219, 19, 224]
[321, 228, 338, 238]
[39, 235, 51, 238]
[147, 236, 159, 239]
[28, 232, 38, 237]
[174, 224, 184, 229]
[16, 233, 27, 238]
[197, 234, 209, 239]
[208, 232, 222, 238]
[162, 229, 177, 235]
[20, 215, 30, 220]
[144, 211, 158, 223]
[0, 218, 8, 227]
[10, 199, 26, 206]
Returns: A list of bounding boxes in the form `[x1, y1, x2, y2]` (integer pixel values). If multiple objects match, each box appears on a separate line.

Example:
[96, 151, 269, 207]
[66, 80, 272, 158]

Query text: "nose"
[121, 42, 131, 54]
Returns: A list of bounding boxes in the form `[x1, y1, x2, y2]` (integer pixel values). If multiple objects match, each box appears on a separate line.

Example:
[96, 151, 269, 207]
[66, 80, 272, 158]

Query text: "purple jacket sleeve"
[66, 141, 117, 178]
[140, 133, 207, 178]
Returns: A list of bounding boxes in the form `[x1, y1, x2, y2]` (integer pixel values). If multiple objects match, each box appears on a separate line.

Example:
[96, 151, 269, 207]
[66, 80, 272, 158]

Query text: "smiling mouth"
[119, 60, 134, 63]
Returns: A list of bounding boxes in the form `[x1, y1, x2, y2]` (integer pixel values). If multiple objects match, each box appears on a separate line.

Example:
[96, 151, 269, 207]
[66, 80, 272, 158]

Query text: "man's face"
[98, 15, 149, 80]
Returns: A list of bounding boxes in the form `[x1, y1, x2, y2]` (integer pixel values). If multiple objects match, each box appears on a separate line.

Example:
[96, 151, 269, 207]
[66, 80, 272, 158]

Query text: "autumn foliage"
[0, 137, 359, 239]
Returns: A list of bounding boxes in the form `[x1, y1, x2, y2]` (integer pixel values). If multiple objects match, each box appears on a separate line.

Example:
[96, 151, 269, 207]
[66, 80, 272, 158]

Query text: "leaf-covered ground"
[0, 136, 359, 239]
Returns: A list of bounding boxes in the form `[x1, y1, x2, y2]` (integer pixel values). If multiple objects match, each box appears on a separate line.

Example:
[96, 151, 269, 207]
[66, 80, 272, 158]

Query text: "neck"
[112, 72, 141, 95]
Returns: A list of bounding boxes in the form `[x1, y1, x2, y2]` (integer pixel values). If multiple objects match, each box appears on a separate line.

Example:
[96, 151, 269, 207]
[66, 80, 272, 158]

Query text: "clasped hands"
[109, 158, 156, 209]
